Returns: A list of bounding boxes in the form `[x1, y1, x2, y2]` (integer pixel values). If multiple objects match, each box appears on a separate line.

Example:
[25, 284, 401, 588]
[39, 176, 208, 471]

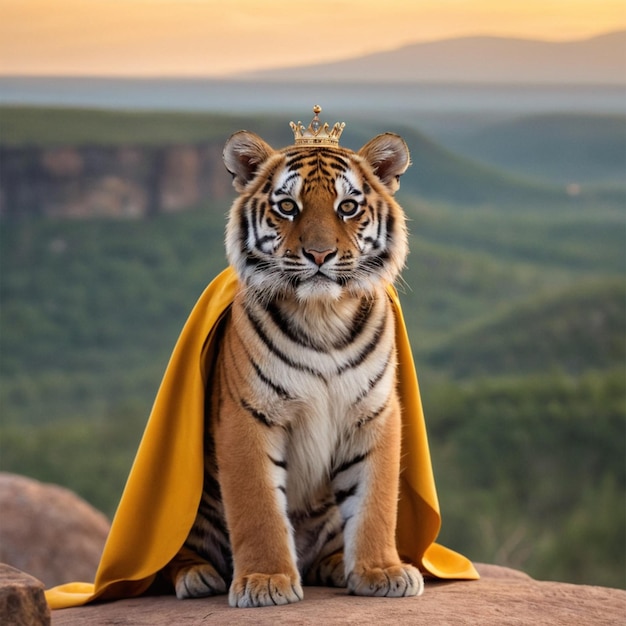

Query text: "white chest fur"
[236, 289, 396, 512]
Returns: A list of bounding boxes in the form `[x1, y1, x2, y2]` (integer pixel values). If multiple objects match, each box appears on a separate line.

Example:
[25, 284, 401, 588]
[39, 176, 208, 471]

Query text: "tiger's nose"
[304, 247, 337, 267]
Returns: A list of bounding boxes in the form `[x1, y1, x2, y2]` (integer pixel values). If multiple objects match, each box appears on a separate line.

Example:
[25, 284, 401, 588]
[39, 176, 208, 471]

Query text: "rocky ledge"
[40, 564, 625, 626]
[0, 473, 624, 624]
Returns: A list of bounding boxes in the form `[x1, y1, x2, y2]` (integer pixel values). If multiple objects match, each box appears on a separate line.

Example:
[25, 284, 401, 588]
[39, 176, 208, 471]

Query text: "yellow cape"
[45, 267, 478, 610]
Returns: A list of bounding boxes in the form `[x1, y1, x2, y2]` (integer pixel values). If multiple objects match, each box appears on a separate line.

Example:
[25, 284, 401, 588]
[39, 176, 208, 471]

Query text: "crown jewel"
[290, 105, 345, 146]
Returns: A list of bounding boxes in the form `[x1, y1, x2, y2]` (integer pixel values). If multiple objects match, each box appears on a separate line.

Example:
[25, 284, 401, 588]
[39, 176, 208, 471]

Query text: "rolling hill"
[441, 113, 626, 184]
[424, 279, 626, 378]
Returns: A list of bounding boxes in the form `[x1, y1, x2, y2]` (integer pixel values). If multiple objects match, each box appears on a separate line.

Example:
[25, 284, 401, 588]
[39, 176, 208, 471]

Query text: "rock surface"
[49, 564, 626, 626]
[0, 564, 50, 626]
[1, 475, 623, 623]
[0, 473, 110, 588]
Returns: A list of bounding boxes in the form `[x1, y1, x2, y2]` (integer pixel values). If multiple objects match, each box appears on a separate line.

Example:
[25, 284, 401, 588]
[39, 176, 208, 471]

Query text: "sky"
[1, 0, 625, 77]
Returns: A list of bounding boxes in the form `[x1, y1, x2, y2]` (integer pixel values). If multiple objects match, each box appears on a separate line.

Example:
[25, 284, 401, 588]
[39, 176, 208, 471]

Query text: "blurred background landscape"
[1, 0, 624, 590]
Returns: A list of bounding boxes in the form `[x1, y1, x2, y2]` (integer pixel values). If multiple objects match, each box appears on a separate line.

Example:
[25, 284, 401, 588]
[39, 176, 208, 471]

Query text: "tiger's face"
[223, 132, 410, 302]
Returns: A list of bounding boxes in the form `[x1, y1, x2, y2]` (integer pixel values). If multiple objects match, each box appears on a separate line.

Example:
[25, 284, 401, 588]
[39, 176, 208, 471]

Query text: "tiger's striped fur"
[164, 131, 424, 607]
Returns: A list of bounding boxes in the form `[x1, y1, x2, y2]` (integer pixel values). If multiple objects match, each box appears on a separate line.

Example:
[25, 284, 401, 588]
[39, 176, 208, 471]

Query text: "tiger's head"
[223, 131, 410, 302]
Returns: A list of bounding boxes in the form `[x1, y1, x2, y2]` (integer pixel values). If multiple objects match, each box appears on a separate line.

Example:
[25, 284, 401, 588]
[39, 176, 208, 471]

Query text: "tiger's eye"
[337, 199, 359, 218]
[277, 199, 299, 217]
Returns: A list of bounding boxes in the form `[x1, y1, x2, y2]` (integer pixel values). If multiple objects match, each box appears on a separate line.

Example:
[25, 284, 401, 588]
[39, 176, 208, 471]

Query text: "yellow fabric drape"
[45, 267, 478, 610]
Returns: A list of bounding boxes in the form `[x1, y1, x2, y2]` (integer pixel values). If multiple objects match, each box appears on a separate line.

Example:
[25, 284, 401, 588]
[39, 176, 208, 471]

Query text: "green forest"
[1, 106, 624, 589]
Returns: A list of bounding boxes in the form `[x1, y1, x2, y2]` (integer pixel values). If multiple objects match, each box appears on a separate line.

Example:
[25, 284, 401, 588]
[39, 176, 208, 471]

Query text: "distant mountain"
[237, 31, 626, 84]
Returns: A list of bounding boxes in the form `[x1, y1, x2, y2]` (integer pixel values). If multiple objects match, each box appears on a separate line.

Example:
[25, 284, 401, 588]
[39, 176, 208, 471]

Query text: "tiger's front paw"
[347, 563, 424, 597]
[229, 573, 304, 608]
[174, 563, 227, 599]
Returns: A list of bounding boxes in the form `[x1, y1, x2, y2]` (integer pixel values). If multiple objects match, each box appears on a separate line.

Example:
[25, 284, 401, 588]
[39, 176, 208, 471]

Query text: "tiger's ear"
[358, 133, 411, 195]
[223, 131, 275, 192]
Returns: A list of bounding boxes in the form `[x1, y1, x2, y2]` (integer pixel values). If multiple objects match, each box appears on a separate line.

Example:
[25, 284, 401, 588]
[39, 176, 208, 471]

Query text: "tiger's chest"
[225, 289, 397, 509]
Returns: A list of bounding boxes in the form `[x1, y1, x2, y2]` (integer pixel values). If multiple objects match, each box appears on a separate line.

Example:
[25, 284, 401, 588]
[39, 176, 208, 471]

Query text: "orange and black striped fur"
[163, 131, 424, 607]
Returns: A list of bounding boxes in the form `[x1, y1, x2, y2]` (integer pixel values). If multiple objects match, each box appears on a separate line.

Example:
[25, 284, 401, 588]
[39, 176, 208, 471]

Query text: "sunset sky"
[2, 0, 625, 77]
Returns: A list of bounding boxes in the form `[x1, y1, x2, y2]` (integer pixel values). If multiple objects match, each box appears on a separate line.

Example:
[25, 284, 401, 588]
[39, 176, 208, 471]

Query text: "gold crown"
[290, 105, 345, 146]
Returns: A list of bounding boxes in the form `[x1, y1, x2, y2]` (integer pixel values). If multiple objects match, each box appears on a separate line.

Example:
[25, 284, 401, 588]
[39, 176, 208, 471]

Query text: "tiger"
[162, 114, 424, 608]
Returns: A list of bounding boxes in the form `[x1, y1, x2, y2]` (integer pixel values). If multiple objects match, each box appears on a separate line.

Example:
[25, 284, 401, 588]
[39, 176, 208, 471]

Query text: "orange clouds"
[1, 0, 624, 76]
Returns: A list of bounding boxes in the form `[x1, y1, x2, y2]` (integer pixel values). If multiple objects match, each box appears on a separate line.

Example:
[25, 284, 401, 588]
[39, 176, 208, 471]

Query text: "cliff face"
[0, 143, 232, 218]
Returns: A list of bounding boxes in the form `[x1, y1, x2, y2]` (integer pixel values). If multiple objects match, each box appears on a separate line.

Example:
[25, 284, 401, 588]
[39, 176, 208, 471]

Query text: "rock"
[0, 473, 110, 588]
[0, 564, 50, 626]
[49, 566, 626, 625]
